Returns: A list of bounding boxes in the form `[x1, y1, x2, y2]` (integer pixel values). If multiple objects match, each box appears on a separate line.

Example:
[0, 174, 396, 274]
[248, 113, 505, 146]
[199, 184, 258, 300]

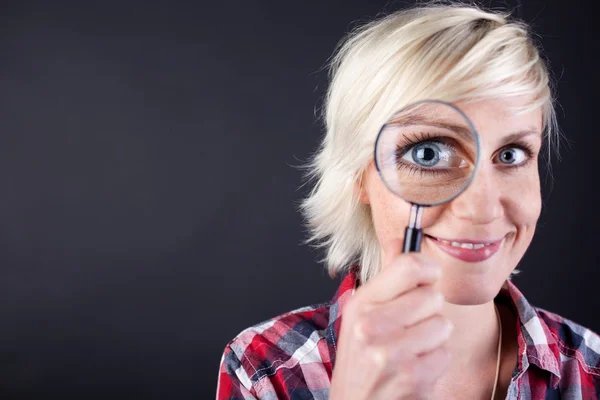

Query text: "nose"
[448, 165, 504, 225]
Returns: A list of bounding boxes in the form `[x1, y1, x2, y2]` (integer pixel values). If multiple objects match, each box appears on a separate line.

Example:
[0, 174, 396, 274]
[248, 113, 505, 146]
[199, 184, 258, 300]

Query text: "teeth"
[433, 237, 491, 249]
[451, 242, 488, 249]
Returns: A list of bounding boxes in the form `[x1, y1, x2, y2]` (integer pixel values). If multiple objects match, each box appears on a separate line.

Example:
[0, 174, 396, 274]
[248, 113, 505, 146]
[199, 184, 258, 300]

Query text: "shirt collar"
[498, 278, 562, 388]
[327, 267, 562, 388]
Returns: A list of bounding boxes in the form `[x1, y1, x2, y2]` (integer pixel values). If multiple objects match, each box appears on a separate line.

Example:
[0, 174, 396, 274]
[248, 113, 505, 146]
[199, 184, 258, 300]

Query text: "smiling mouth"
[425, 234, 498, 249]
[424, 234, 505, 262]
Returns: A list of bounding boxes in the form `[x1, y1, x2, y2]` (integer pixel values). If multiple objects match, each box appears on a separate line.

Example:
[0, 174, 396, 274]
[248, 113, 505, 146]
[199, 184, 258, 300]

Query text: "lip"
[425, 234, 505, 262]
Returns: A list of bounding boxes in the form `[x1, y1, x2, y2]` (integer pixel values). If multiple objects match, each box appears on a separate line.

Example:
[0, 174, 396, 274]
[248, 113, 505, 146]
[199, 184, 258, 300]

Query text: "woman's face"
[359, 96, 543, 305]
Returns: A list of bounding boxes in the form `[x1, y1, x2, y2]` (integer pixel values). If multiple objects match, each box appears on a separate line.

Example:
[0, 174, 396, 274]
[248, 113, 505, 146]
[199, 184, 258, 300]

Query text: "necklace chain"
[490, 303, 502, 400]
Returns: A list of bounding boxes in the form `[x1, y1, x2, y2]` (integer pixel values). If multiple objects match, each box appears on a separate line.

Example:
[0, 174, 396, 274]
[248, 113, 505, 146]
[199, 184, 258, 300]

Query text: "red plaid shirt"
[217, 269, 600, 399]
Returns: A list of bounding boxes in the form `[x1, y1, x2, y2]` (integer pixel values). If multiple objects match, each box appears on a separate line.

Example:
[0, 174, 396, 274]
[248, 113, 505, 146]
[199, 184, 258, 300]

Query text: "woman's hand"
[329, 241, 452, 399]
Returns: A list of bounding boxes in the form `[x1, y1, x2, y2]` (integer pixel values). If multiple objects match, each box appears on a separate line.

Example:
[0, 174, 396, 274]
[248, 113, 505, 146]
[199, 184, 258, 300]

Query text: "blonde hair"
[298, 1, 559, 284]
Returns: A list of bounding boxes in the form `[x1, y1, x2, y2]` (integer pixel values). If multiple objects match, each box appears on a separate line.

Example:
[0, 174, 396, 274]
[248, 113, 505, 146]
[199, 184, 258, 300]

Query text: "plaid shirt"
[217, 268, 600, 399]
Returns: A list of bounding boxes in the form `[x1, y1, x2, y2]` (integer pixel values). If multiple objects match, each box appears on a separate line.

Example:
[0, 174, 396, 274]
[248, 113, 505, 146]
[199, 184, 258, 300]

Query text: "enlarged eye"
[400, 141, 465, 168]
[497, 147, 527, 165]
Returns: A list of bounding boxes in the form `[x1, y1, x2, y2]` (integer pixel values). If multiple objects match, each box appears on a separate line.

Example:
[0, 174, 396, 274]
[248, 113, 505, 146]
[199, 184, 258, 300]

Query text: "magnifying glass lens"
[375, 100, 479, 206]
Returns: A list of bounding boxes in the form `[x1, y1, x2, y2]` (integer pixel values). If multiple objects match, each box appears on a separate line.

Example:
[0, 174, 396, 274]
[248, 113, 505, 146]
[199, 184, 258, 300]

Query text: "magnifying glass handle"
[403, 226, 423, 253]
[403, 204, 424, 252]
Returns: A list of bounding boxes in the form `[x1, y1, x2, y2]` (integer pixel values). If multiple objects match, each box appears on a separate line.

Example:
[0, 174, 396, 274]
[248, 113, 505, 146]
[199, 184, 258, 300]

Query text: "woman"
[217, 2, 600, 399]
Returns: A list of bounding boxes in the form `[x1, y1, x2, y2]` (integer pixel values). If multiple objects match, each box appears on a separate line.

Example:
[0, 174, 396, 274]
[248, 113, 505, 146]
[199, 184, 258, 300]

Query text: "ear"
[355, 167, 371, 205]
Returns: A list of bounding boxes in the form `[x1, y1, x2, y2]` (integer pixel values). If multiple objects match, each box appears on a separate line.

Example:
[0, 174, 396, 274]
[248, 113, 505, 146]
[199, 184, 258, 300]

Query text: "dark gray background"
[0, 0, 597, 398]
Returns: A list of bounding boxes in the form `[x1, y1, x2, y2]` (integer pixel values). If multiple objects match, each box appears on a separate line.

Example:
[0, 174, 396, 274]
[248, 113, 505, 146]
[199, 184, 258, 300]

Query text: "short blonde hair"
[298, 1, 559, 284]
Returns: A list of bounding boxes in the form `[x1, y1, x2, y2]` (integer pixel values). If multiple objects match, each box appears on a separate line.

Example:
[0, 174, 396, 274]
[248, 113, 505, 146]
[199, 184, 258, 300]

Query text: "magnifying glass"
[374, 100, 481, 253]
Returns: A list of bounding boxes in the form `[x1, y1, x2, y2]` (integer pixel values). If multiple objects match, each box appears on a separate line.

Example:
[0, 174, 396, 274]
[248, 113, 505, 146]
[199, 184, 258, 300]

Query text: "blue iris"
[411, 142, 441, 167]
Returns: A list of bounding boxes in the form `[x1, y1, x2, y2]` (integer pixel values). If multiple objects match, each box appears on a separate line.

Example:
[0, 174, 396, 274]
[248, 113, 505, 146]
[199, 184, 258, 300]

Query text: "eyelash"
[396, 131, 451, 151]
[496, 142, 536, 168]
[394, 132, 458, 177]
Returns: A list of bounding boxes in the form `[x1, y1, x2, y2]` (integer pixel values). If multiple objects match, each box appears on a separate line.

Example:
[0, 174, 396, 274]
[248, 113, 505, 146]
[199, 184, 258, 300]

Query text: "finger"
[360, 286, 445, 339]
[375, 345, 451, 399]
[392, 315, 453, 358]
[358, 252, 441, 304]
[413, 344, 452, 383]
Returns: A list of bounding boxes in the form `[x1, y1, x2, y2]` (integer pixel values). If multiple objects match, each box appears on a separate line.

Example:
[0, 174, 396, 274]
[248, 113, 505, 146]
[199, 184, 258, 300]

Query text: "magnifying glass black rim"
[373, 99, 481, 207]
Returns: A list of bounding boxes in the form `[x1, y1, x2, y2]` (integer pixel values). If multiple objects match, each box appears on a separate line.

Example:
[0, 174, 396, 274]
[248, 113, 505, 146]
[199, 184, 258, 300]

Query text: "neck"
[432, 299, 507, 399]
[443, 300, 500, 367]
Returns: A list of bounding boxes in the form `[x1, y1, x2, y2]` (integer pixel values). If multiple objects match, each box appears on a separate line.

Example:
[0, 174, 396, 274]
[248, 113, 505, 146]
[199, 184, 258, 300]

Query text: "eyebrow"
[499, 129, 542, 146]
[390, 115, 541, 144]
[390, 115, 475, 142]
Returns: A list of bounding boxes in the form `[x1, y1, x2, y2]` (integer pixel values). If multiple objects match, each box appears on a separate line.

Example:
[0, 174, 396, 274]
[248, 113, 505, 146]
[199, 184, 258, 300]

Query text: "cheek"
[505, 168, 542, 229]
[367, 179, 412, 246]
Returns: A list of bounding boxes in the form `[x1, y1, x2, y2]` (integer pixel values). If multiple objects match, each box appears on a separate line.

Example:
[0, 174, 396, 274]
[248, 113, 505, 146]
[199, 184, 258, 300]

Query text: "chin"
[439, 275, 500, 305]
[429, 255, 512, 305]
[422, 236, 517, 304]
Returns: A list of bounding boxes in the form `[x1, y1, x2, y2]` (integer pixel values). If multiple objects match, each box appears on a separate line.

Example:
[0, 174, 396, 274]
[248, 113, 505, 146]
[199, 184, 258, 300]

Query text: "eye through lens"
[374, 100, 480, 206]
[398, 139, 468, 171]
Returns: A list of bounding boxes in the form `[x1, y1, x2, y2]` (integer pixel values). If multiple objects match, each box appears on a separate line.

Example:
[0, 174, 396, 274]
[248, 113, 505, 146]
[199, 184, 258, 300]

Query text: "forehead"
[454, 96, 543, 141]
